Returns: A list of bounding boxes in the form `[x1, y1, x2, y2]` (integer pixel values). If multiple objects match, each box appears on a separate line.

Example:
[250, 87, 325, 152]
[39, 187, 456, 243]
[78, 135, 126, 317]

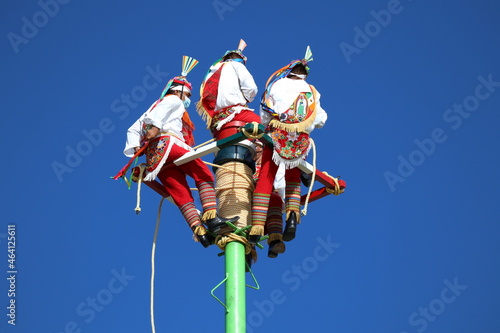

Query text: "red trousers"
[156, 143, 215, 209]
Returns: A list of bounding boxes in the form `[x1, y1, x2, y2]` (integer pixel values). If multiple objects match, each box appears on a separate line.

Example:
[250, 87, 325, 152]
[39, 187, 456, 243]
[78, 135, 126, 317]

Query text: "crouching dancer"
[123, 56, 239, 247]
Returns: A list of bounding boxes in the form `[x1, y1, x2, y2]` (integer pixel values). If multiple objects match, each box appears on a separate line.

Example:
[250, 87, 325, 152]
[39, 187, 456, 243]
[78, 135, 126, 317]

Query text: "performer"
[196, 40, 261, 236]
[253, 141, 286, 258]
[250, 46, 327, 243]
[197, 39, 260, 136]
[123, 56, 238, 248]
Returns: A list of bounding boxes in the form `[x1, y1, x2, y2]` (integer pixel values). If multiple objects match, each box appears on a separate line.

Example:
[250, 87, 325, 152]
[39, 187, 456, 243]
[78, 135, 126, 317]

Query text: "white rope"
[150, 197, 165, 333]
[301, 138, 317, 217]
[134, 165, 147, 214]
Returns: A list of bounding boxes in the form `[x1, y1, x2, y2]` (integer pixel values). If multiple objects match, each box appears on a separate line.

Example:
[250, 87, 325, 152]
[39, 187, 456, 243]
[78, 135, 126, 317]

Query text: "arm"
[312, 87, 327, 128]
[124, 117, 143, 157]
[234, 62, 258, 103]
[143, 96, 184, 134]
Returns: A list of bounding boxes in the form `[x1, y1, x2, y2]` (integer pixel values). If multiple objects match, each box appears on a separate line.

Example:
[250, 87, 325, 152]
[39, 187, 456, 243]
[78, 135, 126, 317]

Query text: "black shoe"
[248, 234, 261, 244]
[197, 233, 215, 248]
[268, 240, 286, 258]
[300, 171, 313, 187]
[205, 215, 240, 234]
[283, 212, 298, 242]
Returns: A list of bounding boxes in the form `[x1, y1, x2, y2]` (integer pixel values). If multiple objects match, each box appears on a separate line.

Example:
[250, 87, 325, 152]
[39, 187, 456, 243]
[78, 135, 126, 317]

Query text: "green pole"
[225, 241, 246, 333]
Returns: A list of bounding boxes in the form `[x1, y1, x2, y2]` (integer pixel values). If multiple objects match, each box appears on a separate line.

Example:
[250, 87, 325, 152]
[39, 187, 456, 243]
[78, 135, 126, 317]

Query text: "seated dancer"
[123, 56, 238, 248]
[250, 46, 327, 243]
[253, 142, 286, 258]
[197, 39, 260, 136]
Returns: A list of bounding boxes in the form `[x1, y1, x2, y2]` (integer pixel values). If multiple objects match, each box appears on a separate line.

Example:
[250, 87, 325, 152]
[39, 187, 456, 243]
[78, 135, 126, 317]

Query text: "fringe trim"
[201, 209, 217, 221]
[196, 100, 213, 129]
[215, 106, 254, 131]
[286, 210, 301, 224]
[249, 224, 265, 236]
[268, 233, 283, 244]
[269, 107, 317, 134]
[143, 137, 193, 182]
[271, 144, 311, 170]
[192, 224, 207, 236]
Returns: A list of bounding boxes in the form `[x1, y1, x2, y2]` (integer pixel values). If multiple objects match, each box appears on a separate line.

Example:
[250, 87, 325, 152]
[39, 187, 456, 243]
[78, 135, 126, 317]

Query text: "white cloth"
[204, 60, 258, 110]
[123, 95, 187, 157]
[260, 77, 328, 133]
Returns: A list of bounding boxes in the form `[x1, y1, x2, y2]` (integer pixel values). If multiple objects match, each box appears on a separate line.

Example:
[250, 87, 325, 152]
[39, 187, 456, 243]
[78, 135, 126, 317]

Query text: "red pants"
[156, 144, 215, 209]
[252, 146, 301, 227]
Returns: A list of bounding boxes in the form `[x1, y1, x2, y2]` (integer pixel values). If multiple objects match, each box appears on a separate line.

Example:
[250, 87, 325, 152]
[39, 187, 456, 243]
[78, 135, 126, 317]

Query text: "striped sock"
[252, 193, 271, 227]
[285, 181, 301, 215]
[266, 204, 283, 234]
[179, 202, 201, 229]
[198, 181, 217, 213]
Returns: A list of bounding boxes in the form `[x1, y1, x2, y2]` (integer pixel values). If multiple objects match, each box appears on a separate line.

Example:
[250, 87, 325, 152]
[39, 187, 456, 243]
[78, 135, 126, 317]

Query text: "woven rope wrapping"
[323, 171, 343, 195]
[214, 161, 255, 233]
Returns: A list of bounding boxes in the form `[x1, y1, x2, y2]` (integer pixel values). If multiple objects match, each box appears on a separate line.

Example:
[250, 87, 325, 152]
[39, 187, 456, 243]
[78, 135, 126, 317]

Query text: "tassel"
[201, 209, 217, 221]
[268, 233, 283, 244]
[249, 225, 265, 236]
[193, 224, 207, 236]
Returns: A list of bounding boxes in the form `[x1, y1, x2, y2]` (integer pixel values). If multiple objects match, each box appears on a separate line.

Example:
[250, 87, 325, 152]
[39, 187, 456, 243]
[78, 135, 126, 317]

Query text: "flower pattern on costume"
[146, 136, 170, 172]
[269, 128, 310, 160]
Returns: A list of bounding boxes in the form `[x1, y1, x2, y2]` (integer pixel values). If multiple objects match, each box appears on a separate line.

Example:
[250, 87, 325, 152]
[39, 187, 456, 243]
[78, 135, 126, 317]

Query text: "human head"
[167, 82, 192, 100]
[222, 39, 248, 64]
[287, 63, 308, 79]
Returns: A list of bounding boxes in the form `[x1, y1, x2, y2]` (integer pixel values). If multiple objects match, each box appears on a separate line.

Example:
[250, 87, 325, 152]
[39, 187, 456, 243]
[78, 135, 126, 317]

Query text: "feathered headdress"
[222, 39, 248, 63]
[159, 55, 199, 99]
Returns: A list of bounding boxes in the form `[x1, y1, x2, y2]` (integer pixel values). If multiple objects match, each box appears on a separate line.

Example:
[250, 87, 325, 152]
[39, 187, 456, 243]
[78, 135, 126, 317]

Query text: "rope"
[150, 197, 165, 333]
[301, 138, 317, 217]
[240, 121, 264, 139]
[215, 162, 254, 231]
[133, 164, 147, 214]
[204, 161, 251, 179]
[323, 172, 343, 196]
[193, 138, 215, 150]
[215, 233, 253, 254]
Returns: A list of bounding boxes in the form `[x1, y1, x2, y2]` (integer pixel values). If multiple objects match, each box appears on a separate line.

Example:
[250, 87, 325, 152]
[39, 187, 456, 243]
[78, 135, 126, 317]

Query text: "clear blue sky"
[1, 1, 500, 332]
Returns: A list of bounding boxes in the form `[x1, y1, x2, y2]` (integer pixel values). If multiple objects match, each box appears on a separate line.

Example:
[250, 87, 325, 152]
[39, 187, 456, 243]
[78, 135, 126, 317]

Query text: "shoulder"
[160, 94, 183, 107]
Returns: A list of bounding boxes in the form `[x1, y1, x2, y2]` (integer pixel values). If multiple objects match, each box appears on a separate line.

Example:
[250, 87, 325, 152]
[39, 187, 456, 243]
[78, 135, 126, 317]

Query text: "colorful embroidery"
[145, 136, 170, 172]
[210, 107, 234, 131]
[269, 128, 310, 160]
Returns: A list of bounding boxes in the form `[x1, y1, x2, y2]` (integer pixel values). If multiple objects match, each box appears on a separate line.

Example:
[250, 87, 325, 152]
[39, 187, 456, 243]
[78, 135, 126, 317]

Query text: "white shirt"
[123, 95, 185, 157]
[204, 60, 258, 110]
[260, 77, 327, 133]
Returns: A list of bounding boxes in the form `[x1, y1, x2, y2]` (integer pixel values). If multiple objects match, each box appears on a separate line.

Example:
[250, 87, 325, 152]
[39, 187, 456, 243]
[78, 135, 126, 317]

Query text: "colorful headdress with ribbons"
[261, 46, 314, 114]
[222, 39, 248, 63]
[160, 55, 199, 99]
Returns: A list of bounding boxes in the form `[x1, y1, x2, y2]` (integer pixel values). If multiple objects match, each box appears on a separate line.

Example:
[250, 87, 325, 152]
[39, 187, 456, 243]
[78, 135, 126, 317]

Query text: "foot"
[248, 234, 261, 244]
[205, 215, 240, 234]
[283, 212, 298, 242]
[197, 233, 215, 248]
[268, 240, 286, 258]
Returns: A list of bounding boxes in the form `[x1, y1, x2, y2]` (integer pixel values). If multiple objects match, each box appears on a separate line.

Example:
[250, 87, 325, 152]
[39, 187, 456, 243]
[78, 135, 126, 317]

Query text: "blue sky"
[1, 0, 500, 332]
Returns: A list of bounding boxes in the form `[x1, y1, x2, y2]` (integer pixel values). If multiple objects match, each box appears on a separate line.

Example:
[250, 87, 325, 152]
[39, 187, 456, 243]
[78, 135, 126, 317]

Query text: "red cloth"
[201, 64, 224, 119]
[254, 145, 301, 196]
[156, 144, 214, 207]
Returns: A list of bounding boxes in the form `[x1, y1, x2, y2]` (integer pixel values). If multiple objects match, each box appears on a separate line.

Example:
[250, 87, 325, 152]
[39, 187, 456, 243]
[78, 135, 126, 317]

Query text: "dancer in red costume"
[197, 39, 260, 138]
[123, 56, 238, 247]
[250, 47, 327, 243]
